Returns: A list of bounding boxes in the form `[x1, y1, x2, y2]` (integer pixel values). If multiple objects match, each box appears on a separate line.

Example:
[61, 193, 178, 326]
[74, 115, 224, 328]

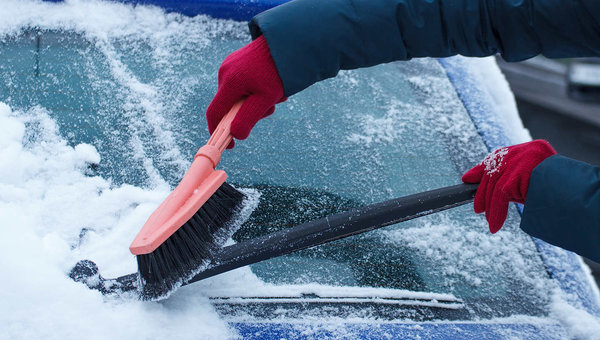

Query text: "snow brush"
[129, 100, 246, 300]
[71, 183, 478, 297]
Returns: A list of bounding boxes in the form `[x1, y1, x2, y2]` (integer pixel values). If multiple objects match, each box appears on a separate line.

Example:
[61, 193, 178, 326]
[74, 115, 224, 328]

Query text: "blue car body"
[34, 0, 600, 338]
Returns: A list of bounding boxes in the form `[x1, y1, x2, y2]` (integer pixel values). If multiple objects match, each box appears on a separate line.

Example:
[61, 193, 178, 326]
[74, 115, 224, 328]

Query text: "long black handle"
[186, 183, 478, 285]
[71, 183, 479, 294]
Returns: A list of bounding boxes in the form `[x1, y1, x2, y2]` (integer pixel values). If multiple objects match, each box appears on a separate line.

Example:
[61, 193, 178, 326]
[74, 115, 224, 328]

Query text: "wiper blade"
[210, 296, 464, 309]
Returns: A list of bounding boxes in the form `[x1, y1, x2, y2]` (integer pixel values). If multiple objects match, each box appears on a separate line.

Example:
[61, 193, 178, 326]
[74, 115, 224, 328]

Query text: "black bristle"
[136, 182, 245, 300]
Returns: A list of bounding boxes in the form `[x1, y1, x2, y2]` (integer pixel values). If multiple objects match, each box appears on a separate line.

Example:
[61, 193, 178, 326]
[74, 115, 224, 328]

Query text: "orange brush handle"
[130, 100, 243, 255]
[195, 100, 243, 166]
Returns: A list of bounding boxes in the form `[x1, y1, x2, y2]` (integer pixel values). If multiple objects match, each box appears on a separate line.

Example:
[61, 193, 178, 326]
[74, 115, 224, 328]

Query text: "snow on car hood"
[0, 103, 235, 338]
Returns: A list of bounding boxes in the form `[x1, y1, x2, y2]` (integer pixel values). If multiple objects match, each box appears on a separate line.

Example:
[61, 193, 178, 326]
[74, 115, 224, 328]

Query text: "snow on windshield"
[0, 0, 599, 338]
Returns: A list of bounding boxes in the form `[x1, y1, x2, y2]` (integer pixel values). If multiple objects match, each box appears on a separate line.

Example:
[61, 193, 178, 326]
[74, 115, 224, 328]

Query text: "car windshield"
[0, 18, 554, 322]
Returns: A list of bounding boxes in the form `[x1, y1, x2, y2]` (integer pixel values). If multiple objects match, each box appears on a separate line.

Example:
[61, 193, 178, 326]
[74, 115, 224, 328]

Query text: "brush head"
[135, 182, 245, 300]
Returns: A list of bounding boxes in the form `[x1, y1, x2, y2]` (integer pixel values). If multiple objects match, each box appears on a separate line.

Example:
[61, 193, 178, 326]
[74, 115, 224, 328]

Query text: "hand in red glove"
[206, 35, 286, 148]
[462, 140, 557, 233]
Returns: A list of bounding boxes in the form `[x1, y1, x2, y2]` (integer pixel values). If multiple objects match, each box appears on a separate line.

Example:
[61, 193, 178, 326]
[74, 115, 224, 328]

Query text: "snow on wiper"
[210, 296, 463, 309]
[207, 284, 463, 309]
[208, 284, 467, 321]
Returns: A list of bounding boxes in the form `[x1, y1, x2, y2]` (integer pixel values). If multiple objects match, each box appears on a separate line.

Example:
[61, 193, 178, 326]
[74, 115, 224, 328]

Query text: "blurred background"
[496, 56, 600, 285]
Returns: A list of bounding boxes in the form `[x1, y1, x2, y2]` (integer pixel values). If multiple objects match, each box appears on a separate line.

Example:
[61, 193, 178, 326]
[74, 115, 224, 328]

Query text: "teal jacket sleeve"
[249, 0, 600, 96]
[521, 155, 600, 263]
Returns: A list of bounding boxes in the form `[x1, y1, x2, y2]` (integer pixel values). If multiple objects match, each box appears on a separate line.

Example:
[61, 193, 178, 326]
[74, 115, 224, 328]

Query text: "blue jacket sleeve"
[249, 0, 600, 96]
[521, 155, 600, 263]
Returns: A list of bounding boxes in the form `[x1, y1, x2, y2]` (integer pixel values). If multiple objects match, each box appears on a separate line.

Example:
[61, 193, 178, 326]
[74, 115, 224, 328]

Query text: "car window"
[0, 25, 554, 321]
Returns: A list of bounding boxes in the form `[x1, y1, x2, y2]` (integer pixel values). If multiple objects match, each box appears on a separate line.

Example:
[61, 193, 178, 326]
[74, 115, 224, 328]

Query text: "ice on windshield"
[1, 0, 598, 338]
[221, 58, 553, 320]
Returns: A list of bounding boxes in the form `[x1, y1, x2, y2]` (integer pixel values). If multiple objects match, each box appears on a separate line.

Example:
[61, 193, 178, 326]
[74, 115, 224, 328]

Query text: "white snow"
[551, 290, 600, 340]
[463, 57, 531, 144]
[482, 147, 509, 175]
[381, 212, 552, 291]
[206, 282, 461, 301]
[73, 143, 101, 165]
[346, 100, 407, 146]
[0, 103, 240, 339]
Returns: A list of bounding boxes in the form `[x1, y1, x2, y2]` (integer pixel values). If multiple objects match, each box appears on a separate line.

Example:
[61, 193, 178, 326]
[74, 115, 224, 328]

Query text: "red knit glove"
[206, 35, 286, 148]
[462, 140, 557, 233]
